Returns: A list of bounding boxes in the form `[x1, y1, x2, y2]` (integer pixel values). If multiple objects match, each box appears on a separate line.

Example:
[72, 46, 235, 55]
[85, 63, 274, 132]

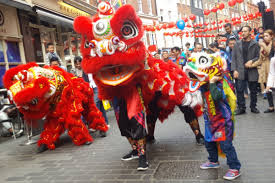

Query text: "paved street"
[1, 96, 275, 183]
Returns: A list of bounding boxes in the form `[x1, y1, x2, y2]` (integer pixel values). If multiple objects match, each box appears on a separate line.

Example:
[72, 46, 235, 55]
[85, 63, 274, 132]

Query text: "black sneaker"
[196, 136, 205, 146]
[264, 108, 275, 113]
[121, 150, 139, 161]
[37, 144, 48, 153]
[251, 108, 260, 113]
[146, 135, 156, 143]
[137, 155, 149, 171]
[99, 131, 107, 137]
[235, 109, 246, 115]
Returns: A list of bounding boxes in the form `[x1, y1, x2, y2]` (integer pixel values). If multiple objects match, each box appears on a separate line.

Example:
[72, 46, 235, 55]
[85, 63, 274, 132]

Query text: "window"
[138, 0, 143, 13]
[147, 0, 152, 15]
[199, 0, 202, 9]
[194, 0, 198, 8]
[168, 11, 172, 22]
[186, 0, 190, 6]
[122, 0, 127, 4]
[160, 9, 164, 22]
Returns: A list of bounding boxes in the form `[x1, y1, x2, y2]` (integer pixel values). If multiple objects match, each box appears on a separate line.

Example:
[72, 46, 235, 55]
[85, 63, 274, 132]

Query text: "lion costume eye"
[198, 56, 209, 65]
[93, 19, 111, 36]
[30, 98, 38, 105]
[121, 21, 138, 39]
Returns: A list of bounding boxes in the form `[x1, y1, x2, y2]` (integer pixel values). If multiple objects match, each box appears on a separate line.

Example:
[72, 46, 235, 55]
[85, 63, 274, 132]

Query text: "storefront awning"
[36, 9, 73, 28]
[0, 0, 32, 11]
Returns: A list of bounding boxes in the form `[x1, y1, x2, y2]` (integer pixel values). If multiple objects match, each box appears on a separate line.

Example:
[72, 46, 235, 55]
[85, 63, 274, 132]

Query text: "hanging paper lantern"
[195, 29, 199, 33]
[204, 9, 211, 16]
[211, 21, 216, 25]
[168, 22, 176, 28]
[211, 7, 218, 13]
[236, 0, 243, 3]
[266, 8, 271, 13]
[176, 20, 185, 30]
[237, 16, 241, 20]
[162, 23, 167, 29]
[204, 22, 209, 26]
[231, 17, 236, 21]
[248, 13, 253, 17]
[193, 23, 198, 27]
[186, 24, 191, 28]
[204, 28, 208, 32]
[198, 23, 203, 27]
[218, 3, 225, 10]
[219, 20, 223, 24]
[243, 15, 247, 18]
[224, 19, 230, 23]
[228, 0, 236, 7]
[183, 18, 188, 22]
[189, 14, 196, 21]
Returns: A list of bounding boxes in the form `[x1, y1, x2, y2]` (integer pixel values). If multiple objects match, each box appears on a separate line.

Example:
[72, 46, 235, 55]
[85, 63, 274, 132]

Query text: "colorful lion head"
[184, 52, 224, 85]
[74, 2, 145, 87]
[3, 63, 66, 119]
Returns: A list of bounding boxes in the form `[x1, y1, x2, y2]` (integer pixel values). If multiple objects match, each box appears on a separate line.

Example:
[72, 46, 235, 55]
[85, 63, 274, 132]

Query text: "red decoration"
[266, 8, 271, 13]
[204, 22, 209, 26]
[211, 7, 218, 13]
[183, 18, 188, 22]
[219, 20, 223, 24]
[168, 22, 176, 28]
[211, 21, 216, 25]
[228, 0, 236, 7]
[204, 9, 211, 16]
[236, 0, 243, 3]
[148, 45, 157, 52]
[243, 15, 247, 18]
[218, 3, 225, 10]
[224, 19, 230, 23]
[189, 14, 196, 21]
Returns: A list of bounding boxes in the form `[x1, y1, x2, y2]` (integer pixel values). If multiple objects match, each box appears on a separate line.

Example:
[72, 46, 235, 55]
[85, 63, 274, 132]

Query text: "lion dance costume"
[74, 2, 203, 170]
[184, 52, 241, 178]
[3, 63, 108, 152]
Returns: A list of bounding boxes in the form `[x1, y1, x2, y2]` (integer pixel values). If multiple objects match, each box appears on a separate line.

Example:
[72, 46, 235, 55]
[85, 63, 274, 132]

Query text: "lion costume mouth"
[95, 64, 140, 86]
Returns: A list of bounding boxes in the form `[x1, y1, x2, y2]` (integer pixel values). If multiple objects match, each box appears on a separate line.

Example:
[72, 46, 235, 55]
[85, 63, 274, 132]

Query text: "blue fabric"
[205, 140, 241, 170]
[93, 87, 109, 124]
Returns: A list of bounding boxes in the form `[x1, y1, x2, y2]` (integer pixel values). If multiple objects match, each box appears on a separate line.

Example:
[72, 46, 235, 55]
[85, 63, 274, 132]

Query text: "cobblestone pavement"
[1, 96, 275, 183]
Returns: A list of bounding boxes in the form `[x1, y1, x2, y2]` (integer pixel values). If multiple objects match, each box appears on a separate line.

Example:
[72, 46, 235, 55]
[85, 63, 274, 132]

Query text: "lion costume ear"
[74, 16, 94, 37]
[110, 5, 144, 46]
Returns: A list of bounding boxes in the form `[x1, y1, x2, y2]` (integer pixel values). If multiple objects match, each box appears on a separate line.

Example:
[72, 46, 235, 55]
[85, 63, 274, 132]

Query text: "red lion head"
[74, 2, 145, 87]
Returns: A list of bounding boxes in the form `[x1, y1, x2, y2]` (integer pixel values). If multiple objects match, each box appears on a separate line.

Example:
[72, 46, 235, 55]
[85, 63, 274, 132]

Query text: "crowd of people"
[153, 24, 275, 115]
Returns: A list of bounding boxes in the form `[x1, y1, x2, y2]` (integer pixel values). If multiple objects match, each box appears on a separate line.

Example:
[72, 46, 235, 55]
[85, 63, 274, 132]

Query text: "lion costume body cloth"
[74, 2, 202, 127]
[3, 63, 108, 150]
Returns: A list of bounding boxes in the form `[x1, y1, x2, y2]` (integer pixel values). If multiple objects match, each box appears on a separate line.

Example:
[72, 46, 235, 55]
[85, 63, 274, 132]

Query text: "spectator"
[249, 29, 273, 98]
[171, 46, 186, 68]
[219, 23, 240, 46]
[161, 50, 170, 62]
[71, 56, 84, 78]
[154, 53, 161, 59]
[194, 42, 203, 53]
[49, 56, 61, 67]
[226, 37, 237, 74]
[185, 42, 191, 50]
[83, 73, 109, 136]
[264, 38, 275, 113]
[231, 25, 260, 115]
[255, 26, 264, 42]
[45, 43, 61, 66]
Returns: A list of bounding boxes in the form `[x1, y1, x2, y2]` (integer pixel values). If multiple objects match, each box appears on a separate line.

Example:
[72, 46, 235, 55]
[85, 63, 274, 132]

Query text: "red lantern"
[224, 19, 230, 23]
[195, 29, 199, 33]
[228, 0, 236, 7]
[162, 23, 168, 29]
[168, 22, 176, 28]
[204, 28, 208, 32]
[204, 22, 209, 26]
[236, 0, 243, 3]
[186, 34, 189, 37]
[248, 13, 253, 17]
[204, 9, 211, 16]
[218, 3, 225, 10]
[183, 18, 188, 22]
[219, 20, 223, 24]
[193, 23, 198, 27]
[198, 23, 203, 27]
[231, 17, 236, 22]
[243, 15, 247, 18]
[189, 14, 196, 21]
[211, 7, 218, 13]
[266, 8, 271, 13]
[237, 16, 241, 20]
[211, 21, 216, 25]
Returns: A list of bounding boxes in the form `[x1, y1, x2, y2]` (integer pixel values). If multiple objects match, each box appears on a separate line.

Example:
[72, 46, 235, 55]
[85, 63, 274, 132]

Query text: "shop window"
[0, 42, 4, 62]
[6, 41, 21, 63]
[0, 66, 6, 88]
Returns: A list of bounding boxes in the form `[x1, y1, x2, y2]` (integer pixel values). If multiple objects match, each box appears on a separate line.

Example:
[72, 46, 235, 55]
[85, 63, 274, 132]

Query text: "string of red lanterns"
[144, 10, 263, 32]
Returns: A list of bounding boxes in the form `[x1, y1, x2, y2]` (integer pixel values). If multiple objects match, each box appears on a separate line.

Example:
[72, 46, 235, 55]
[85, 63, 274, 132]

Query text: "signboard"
[58, 1, 90, 18]
[0, 4, 21, 38]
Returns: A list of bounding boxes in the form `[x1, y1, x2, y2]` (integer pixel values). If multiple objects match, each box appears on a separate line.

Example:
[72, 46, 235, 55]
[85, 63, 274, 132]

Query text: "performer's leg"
[67, 119, 93, 146]
[146, 114, 157, 143]
[38, 118, 65, 153]
[137, 137, 149, 171]
[121, 137, 139, 161]
[178, 105, 204, 145]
